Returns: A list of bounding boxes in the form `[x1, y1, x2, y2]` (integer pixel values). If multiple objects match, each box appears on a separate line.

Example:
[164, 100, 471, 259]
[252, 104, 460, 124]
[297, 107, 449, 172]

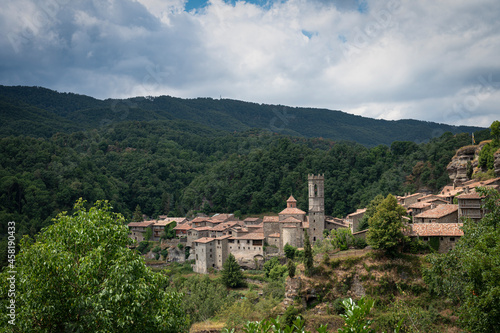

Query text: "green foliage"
[337, 297, 375, 333]
[303, 229, 314, 277]
[264, 257, 281, 278]
[137, 240, 152, 254]
[223, 315, 327, 333]
[358, 194, 385, 232]
[429, 236, 440, 252]
[262, 280, 286, 300]
[162, 222, 177, 240]
[287, 259, 296, 278]
[330, 228, 354, 251]
[366, 194, 407, 254]
[490, 120, 500, 142]
[169, 275, 234, 324]
[132, 204, 143, 222]
[160, 248, 169, 258]
[0, 199, 188, 332]
[284, 243, 297, 259]
[221, 254, 245, 288]
[269, 264, 288, 281]
[423, 187, 500, 332]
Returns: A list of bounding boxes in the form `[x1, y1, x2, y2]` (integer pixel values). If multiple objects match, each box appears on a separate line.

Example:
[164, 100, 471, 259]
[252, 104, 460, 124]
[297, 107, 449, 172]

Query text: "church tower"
[308, 174, 325, 243]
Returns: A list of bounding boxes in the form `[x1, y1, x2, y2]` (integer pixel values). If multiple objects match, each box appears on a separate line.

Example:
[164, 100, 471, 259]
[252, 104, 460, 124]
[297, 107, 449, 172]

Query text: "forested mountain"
[0, 85, 482, 146]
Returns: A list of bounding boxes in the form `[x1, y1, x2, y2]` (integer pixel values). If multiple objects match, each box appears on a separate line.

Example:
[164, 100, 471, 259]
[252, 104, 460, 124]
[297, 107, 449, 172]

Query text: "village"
[127, 172, 500, 274]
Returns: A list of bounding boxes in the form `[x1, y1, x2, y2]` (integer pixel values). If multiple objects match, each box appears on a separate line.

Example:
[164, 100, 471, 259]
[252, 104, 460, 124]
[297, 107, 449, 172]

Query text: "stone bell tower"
[308, 174, 325, 243]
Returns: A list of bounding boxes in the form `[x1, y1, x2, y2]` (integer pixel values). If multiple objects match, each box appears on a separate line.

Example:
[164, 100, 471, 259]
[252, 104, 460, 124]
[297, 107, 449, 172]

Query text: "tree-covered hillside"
[0, 85, 483, 146]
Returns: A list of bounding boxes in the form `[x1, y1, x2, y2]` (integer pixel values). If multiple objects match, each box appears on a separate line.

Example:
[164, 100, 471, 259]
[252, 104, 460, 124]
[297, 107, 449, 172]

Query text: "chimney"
[465, 186, 470, 194]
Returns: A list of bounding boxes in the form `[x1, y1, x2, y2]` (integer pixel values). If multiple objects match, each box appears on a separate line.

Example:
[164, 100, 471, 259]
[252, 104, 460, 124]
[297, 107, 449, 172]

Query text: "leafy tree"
[145, 225, 153, 241]
[162, 222, 177, 240]
[357, 194, 384, 232]
[338, 298, 376, 333]
[490, 120, 500, 142]
[284, 243, 297, 259]
[269, 264, 288, 280]
[366, 194, 407, 254]
[303, 229, 314, 277]
[423, 187, 500, 332]
[330, 228, 354, 251]
[221, 254, 245, 288]
[0, 199, 188, 333]
[264, 257, 281, 278]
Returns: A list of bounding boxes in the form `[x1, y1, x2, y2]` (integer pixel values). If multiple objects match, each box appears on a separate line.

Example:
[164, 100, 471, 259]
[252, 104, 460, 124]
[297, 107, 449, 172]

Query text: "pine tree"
[287, 259, 296, 278]
[303, 229, 314, 277]
[221, 254, 245, 288]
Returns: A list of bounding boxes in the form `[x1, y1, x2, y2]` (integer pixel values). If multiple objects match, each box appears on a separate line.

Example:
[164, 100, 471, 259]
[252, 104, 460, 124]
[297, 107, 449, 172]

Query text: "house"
[414, 204, 458, 224]
[173, 222, 192, 237]
[192, 237, 216, 274]
[152, 217, 186, 241]
[345, 208, 366, 233]
[128, 220, 155, 242]
[397, 193, 424, 207]
[457, 191, 487, 222]
[244, 217, 263, 225]
[407, 202, 433, 217]
[407, 223, 463, 253]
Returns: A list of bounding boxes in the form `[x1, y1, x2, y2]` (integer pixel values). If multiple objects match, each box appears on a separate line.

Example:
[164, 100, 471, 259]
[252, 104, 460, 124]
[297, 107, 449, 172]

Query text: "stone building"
[308, 174, 325, 243]
[407, 223, 463, 253]
[345, 208, 366, 233]
[414, 204, 459, 224]
[152, 217, 186, 241]
[127, 220, 155, 242]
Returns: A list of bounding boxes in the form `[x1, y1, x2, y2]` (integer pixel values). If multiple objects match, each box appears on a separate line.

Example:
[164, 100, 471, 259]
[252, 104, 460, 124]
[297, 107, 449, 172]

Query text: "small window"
[423, 237, 429, 241]
[450, 237, 455, 242]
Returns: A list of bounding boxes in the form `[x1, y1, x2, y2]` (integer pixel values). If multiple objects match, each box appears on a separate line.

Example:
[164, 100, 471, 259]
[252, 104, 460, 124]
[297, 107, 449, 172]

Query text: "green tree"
[132, 204, 143, 222]
[303, 229, 314, 277]
[338, 298, 375, 333]
[423, 187, 500, 332]
[358, 194, 385, 232]
[490, 120, 500, 142]
[0, 199, 188, 333]
[221, 254, 245, 288]
[284, 243, 297, 259]
[287, 259, 296, 278]
[366, 194, 407, 254]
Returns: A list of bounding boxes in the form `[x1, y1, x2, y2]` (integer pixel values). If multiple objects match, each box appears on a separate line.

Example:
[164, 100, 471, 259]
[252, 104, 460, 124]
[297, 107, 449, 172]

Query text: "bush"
[152, 246, 161, 253]
[137, 241, 151, 254]
[284, 243, 297, 259]
[160, 248, 168, 258]
[263, 280, 285, 300]
[353, 237, 367, 249]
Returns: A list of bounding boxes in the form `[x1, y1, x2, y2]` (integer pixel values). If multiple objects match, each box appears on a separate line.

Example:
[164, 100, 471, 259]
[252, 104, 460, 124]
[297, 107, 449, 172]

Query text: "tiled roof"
[244, 217, 261, 222]
[268, 233, 280, 238]
[128, 221, 155, 227]
[280, 216, 302, 223]
[173, 223, 192, 230]
[457, 192, 485, 199]
[191, 217, 209, 223]
[302, 221, 309, 228]
[279, 207, 306, 215]
[216, 235, 232, 240]
[408, 202, 432, 209]
[194, 237, 215, 244]
[399, 193, 423, 199]
[232, 232, 265, 240]
[211, 213, 234, 220]
[211, 222, 238, 231]
[154, 217, 186, 226]
[193, 227, 212, 232]
[263, 216, 280, 222]
[247, 223, 263, 228]
[407, 223, 464, 237]
[287, 195, 297, 202]
[415, 204, 458, 219]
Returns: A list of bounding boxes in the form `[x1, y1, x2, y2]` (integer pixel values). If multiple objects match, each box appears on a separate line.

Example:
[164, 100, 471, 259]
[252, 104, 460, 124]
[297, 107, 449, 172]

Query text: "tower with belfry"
[308, 174, 325, 243]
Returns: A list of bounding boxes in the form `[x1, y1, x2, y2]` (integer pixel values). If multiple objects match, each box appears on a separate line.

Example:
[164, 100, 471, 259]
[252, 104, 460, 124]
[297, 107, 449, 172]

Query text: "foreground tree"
[423, 187, 500, 332]
[221, 254, 245, 288]
[0, 199, 188, 333]
[366, 194, 407, 254]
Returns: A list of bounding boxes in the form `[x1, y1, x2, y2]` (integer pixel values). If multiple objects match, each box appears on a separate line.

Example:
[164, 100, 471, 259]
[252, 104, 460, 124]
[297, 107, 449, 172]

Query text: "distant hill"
[0, 85, 483, 146]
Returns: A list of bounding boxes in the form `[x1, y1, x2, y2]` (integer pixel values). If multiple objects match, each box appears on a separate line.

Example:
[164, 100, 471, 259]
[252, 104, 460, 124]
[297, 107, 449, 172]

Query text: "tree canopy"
[366, 194, 407, 254]
[0, 199, 188, 333]
[221, 254, 245, 288]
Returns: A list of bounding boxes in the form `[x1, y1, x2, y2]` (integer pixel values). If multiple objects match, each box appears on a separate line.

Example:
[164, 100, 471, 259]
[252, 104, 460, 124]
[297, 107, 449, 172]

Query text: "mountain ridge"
[0, 85, 483, 146]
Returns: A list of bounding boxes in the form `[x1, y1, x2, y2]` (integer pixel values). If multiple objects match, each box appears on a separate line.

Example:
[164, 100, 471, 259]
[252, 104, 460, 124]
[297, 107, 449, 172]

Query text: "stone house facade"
[127, 220, 155, 242]
[414, 204, 458, 224]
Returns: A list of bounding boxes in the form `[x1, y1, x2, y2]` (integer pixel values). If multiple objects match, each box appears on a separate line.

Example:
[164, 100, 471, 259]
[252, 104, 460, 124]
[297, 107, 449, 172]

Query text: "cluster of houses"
[127, 174, 500, 274]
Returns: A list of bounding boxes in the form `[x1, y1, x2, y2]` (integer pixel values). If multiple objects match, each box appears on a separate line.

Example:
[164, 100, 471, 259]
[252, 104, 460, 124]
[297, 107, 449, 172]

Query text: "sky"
[1, 0, 499, 127]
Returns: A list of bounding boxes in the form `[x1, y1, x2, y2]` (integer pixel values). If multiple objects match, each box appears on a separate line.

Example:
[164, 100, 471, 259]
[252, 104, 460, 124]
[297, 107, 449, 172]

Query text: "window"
[450, 237, 455, 242]
[423, 237, 429, 241]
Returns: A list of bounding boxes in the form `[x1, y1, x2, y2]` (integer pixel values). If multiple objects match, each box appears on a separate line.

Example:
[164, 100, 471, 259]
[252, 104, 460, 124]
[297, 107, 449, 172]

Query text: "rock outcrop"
[446, 145, 477, 184]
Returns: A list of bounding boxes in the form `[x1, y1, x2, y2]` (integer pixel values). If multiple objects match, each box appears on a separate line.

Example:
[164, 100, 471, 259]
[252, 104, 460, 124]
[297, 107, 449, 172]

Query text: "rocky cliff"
[447, 141, 499, 183]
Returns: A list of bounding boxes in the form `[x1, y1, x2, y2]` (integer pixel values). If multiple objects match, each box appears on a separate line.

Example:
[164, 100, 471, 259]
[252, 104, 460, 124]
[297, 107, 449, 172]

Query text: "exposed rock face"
[284, 276, 303, 307]
[447, 145, 477, 184]
[495, 148, 500, 176]
[167, 246, 186, 263]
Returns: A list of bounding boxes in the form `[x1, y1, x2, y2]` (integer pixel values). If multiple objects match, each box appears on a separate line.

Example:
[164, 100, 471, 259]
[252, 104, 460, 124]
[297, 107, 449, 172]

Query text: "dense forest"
[0, 85, 482, 146]
[0, 116, 491, 268]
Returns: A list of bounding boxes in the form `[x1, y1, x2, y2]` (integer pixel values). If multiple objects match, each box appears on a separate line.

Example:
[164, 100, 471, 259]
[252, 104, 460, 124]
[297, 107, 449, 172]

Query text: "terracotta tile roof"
[211, 222, 239, 231]
[425, 198, 449, 204]
[193, 227, 212, 232]
[457, 192, 485, 199]
[287, 195, 297, 203]
[399, 193, 424, 199]
[279, 207, 306, 215]
[173, 223, 192, 230]
[352, 229, 368, 235]
[408, 202, 432, 209]
[415, 204, 458, 219]
[211, 213, 234, 220]
[280, 216, 302, 223]
[194, 237, 215, 244]
[407, 223, 464, 237]
[154, 217, 186, 226]
[232, 232, 265, 240]
[268, 233, 280, 238]
[244, 217, 261, 222]
[247, 223, 263, 228]
[263, 216, 280, 222]
[302, 221, 309, 228]
[128, 221, 155, 227]
[326, 219, 348, 227]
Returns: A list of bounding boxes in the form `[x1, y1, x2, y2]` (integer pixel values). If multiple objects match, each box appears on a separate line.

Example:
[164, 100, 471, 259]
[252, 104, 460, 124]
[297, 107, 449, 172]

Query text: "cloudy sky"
[1, 0, 499, 127]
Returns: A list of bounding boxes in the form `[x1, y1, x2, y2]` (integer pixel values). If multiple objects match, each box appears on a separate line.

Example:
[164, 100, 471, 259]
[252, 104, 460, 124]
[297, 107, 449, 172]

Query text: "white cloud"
[1, 0, 499, 127]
